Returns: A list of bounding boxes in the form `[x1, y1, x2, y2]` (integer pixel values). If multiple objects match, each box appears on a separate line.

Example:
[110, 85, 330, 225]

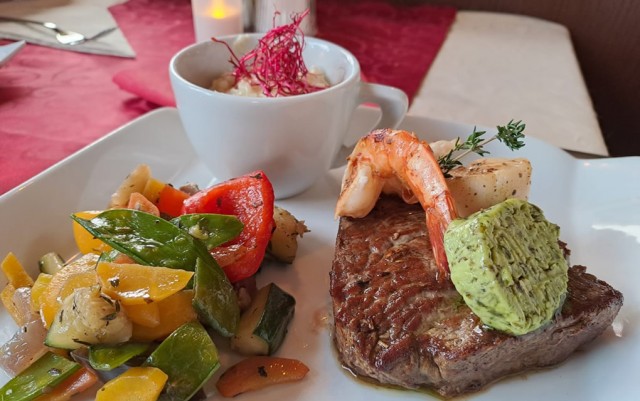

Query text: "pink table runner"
[0, 0, 455, 195]
[316, 1, 455, 101]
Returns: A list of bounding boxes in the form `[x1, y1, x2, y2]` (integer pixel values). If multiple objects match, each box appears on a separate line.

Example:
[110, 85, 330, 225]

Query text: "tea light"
[192, 0, 243, 42]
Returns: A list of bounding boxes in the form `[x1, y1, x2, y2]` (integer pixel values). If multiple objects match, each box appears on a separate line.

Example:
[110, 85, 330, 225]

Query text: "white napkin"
[410, 11, 608, 156]
[0, 0, 135, 58]
[0, 39, 24, 66]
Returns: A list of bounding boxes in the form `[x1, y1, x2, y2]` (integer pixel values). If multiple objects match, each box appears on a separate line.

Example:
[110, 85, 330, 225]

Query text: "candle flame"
[209, 0, 236, 19]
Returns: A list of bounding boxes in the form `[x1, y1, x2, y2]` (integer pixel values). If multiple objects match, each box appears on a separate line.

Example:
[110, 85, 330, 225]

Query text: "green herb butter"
[444, 198, 568, 336]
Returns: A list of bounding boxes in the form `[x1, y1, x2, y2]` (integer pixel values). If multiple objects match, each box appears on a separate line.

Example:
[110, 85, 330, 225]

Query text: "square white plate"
[1, 107, 638, 400]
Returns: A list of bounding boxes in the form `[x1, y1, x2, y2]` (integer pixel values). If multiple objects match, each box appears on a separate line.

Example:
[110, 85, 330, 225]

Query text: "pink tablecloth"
[0, 0, 455, 195]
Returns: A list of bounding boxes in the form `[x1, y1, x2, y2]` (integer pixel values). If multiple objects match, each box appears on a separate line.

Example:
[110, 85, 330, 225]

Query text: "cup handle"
[331, 82, 408, 169]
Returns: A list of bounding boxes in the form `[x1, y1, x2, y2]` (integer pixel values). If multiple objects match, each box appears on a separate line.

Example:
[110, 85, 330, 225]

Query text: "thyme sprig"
[438, 120, 526, 177]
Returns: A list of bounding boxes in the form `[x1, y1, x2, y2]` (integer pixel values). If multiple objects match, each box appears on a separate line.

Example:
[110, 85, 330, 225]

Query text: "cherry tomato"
[181, 171, 275, 283]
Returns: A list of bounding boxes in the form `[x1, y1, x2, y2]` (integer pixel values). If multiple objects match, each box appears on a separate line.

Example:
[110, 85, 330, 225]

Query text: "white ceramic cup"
[169, 34, 408, 199]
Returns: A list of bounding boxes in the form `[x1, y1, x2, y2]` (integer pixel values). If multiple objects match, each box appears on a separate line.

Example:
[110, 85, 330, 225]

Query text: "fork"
[0, 16, 116, 45]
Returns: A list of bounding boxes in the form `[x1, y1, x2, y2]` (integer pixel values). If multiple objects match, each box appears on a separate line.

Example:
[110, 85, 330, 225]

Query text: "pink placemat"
[0, 0, 193, 194]
[0, 0, 455, 195]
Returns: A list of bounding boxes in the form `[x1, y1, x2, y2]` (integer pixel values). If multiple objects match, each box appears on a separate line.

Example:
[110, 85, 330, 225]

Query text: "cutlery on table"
[0, 16, 116, 45]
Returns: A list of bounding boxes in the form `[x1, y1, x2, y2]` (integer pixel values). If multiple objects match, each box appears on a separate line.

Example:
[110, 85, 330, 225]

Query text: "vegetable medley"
[0, 166, 309, 401]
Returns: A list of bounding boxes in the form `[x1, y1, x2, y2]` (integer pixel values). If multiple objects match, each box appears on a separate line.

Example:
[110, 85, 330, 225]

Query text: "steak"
[330, 195, 623, 398]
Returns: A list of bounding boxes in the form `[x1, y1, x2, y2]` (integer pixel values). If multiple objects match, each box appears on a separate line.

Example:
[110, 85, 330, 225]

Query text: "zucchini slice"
[231, 283, 295, 356]
[38, 252, 65, 275]
[45, 287, 132, 350]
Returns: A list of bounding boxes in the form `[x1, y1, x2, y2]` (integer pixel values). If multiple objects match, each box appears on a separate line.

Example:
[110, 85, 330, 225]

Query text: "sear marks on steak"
[330, 195, 623, 398]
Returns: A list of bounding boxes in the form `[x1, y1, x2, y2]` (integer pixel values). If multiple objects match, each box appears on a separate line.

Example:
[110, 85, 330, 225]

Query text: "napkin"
[0, 0, 135, 57]
[112, 0, 456, 107]
[113, 64, 177, 107]
[409, 11, 608, 156]
[0, 39, 24, 66]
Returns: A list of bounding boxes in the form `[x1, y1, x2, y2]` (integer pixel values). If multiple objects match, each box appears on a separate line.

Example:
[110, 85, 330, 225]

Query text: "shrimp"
[335, 129, 458, 277]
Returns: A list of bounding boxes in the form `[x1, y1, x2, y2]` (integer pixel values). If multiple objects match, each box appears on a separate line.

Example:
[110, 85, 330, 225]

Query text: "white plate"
[1, 107, 638, 400]
[0, 40, 24, 67]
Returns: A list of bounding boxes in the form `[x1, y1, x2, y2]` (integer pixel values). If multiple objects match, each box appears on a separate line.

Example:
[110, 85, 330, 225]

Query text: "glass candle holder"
[192, 0, 244, 42]
[254, 0, 316, 36]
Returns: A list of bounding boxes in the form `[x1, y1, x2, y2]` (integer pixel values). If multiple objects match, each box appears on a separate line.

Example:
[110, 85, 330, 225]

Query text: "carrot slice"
[35, 367, 98, 401]
[156, 184, 189, 218]
[216, 356, 309, 397]
[143, 177, 189, 218]
[127, 192, 160, 216]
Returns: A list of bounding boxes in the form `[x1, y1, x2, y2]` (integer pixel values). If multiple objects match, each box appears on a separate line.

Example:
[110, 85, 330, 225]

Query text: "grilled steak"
[330, 195, 623, 398]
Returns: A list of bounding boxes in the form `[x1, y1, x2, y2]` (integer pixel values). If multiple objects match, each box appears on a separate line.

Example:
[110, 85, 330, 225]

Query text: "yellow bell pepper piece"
[131, 290, 197, 342]
[97, 262, 193, 306]
[122, 302, 161, 328]
[72, 211, 112, 255]
[40, 254, 99, 328]
[30, 273, 53, 313]
[96, 367, 168, 401]
[1, 284, 23, 325]
[142, 177, 165, 204]
[1, 252, 34, 288]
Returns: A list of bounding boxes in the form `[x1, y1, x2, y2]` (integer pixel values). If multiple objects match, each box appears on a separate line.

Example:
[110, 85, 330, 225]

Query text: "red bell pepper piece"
[181, 171, 275, 283]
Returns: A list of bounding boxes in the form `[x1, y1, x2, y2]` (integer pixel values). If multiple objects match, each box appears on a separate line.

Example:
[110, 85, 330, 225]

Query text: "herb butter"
[444, 198, 568, 336]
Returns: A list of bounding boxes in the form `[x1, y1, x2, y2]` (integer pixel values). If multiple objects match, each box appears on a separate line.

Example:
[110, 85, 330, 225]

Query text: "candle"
[192, 0, 243, 42]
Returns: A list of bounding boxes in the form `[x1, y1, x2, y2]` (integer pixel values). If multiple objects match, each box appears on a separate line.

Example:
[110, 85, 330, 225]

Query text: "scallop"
[446, 158, 532, 217]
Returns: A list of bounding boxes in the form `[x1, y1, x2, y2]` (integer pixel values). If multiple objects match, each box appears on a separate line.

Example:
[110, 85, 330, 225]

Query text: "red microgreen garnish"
[212, 9, 325, 97]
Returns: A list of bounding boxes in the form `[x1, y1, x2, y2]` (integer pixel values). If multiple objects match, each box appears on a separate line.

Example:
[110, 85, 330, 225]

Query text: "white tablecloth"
[410, 11, 608, 156]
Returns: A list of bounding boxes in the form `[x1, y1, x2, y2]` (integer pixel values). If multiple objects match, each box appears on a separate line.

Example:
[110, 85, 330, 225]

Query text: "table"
[0, 0, 607, 196]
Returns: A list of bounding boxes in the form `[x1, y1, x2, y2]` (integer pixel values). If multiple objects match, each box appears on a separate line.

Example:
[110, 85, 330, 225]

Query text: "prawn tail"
[425, 206, 454, 281]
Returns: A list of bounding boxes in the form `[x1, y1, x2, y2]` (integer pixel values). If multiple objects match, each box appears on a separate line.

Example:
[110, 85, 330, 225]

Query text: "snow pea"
[144, 322, 220, 401]
[71, 210, 240, 336]
[193, 257, 239, 337]
[89, 342, 150, 371]
[71, 210, 221, 271]
[97, 249, 124, 263]
[0, 351, 80, 401]
[171, 213, 243, 250]
[70, 346, 144, 384]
